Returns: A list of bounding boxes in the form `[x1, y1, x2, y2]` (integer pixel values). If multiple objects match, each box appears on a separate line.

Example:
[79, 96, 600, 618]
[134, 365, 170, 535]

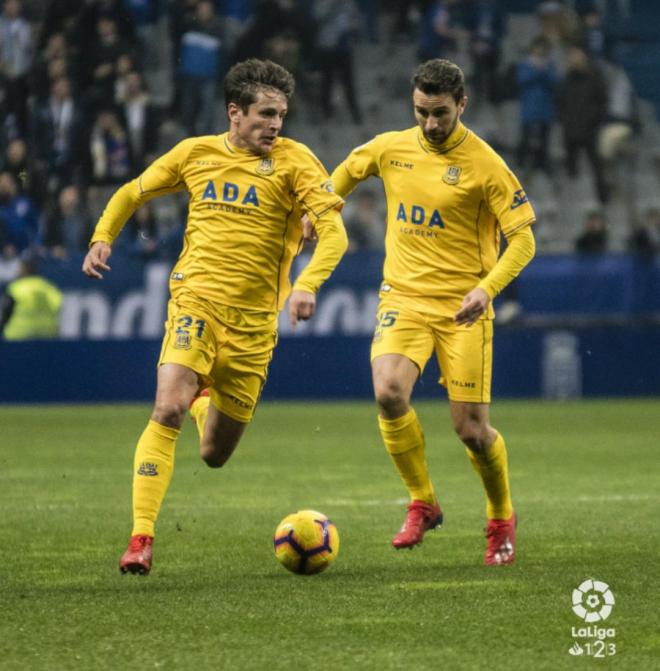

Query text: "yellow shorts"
[370, 302, 493, 403]
[158, 295, 277, 422]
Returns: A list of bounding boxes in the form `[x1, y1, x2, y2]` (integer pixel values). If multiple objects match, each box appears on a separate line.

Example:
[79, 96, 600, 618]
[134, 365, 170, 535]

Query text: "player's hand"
[454, 288, 490, 326]
[301, 214, 317, 241]
[82, 242, 112, 280]
[288, 289, 316, 327]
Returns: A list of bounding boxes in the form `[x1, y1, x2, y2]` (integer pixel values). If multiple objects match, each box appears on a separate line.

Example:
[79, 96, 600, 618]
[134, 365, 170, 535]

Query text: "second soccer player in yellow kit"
[83, 59, 348, 575]
[331, 59, 536, 565]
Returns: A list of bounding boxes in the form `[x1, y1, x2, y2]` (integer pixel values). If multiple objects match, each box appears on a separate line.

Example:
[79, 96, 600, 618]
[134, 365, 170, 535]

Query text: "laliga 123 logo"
[568, 579, 617, 658]
[572, 579, 615, 622]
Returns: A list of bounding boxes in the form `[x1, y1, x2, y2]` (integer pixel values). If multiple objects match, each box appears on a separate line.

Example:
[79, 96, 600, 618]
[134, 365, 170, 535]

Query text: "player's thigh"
[371, 353, 420, 404]
[433, 319, 493, 403]
[158, 297, 217, 386]
[209, 326, 278, 423]
[370, 304, 434, 379]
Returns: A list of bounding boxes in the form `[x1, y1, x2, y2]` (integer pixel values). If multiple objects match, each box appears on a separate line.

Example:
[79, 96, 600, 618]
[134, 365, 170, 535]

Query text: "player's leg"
[121, 297, 216, 574]
[373, 353, 434, 501]
[189, 388, 246, 467]
[198, 403, 247, 468]
[121, 362, 200, 575]
[194, 318, 277, 468]
[371, 307, 441, 548]
[450, 400, 515, 565]
[435, 317, 515, 564]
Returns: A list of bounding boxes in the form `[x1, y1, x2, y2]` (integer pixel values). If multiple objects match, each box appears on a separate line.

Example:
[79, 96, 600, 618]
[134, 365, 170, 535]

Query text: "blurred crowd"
[0, 0, 659, 281]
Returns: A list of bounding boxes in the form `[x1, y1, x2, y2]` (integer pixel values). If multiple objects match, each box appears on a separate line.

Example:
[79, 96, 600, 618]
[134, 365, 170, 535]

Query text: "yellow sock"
[131, 420, 180, 537]
[465, 432, 513, 520]
[378, 408, 436, 504]
[190, 394, 211, 441]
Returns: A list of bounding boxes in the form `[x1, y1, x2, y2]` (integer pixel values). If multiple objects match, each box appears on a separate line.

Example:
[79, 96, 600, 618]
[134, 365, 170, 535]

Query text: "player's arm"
[301, 139, 382, 241]
[301, 163, 360, 242]
[455, 225, 535, 326]
[82, 141, 190, 279]
[290, 207, 348, 326]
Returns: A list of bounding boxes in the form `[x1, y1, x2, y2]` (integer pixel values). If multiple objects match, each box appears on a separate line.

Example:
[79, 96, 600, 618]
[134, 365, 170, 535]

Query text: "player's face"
[413, 89, 467, 146]
[228, 88, 288, 155]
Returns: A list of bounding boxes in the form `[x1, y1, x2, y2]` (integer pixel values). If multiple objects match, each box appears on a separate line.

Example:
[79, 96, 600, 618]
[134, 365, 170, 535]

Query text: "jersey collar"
[223, 132, 279, 156]
[417, 121, 468, 154]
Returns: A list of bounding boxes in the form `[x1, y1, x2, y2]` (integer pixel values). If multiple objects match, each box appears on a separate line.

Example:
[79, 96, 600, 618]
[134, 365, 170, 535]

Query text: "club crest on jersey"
[256, 158, 274, 176]
[174, 331, 192, 350]
[442, 165, 461, 185]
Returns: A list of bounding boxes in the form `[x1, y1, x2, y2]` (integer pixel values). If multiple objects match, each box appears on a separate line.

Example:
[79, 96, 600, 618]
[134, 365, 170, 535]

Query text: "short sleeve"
[291, 144, 344, 221]
[342, 136, 384, 180]
[137, 139, 192, 195]
[484, 158, 536, 236]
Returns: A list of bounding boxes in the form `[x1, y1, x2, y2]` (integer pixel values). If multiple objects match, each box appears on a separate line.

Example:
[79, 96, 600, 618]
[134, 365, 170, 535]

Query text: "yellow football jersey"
[332, 121, 536, 317]
[91, 133, 344, 319]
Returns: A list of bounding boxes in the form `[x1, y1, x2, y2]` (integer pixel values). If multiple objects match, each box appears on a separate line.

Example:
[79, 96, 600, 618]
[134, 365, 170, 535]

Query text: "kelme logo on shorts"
[137, 462, 159, 476]
[572, 579, 615, 622]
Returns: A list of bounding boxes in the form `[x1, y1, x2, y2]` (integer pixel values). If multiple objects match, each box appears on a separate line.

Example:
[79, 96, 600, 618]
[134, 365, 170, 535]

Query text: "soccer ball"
[273, 510, 339, 575]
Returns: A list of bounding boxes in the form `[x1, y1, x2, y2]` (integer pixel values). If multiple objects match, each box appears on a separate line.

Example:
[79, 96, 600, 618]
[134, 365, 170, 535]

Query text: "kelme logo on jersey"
[256, 158, 274, 176]
[396, 203, 445, 228]
[201, 180, 260, 206]
[442, 165, 461, 185]
[510, 189, 529, 210]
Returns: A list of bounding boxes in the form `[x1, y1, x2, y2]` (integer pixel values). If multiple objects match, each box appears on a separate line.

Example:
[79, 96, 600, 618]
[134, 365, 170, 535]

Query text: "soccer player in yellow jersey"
[82, 59, 348, 575]
[330, 59, 536, 565]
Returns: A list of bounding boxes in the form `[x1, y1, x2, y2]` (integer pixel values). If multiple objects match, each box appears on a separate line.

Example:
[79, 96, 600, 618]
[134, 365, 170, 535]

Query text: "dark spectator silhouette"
[556, 46, 609, 203]
[0, 170, 41, 256]
[0, 0, 34, 138]
[314, 0, 363, 124]
[630, 207, 660, 259]
[516, 36, 558, 178]
[45, 184, 90, 256]
[30, 75, 85, 196]
[178, 0, 224, 135]
[575, 208, 608, 254]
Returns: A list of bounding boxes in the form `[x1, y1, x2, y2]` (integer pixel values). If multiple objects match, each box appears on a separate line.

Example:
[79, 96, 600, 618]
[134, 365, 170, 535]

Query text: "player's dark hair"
[411, 59, 465, 103]
[224, 59, 295, 111]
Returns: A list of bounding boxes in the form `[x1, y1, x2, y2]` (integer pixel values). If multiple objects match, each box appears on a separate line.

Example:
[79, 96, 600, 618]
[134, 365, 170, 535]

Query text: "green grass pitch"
[1, 399, 658, 670]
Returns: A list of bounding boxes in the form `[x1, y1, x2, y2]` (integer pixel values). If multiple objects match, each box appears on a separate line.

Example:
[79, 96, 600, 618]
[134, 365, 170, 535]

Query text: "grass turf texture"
[1, 400, 658, 670]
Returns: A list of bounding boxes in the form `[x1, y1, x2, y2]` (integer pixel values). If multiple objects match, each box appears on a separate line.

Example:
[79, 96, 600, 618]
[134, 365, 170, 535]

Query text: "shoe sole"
[120, 562, 150, 575]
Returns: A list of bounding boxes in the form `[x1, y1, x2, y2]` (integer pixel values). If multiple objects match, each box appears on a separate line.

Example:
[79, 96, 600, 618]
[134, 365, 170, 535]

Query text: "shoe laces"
[404, 501, 433, 527]
[484, 520, 513, 549]
[129, 535, 152, 549]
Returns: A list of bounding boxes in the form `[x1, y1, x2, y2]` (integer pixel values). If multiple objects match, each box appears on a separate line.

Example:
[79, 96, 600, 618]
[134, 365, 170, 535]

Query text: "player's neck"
[419, 120, 467, 154]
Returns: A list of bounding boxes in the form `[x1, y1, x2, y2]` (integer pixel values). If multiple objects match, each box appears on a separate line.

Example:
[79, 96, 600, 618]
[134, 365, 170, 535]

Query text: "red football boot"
[392, 499, 443, 549]
[119, 535, 153, 575]
[189, 388, 210, 422]
[484, 514, 516, 565]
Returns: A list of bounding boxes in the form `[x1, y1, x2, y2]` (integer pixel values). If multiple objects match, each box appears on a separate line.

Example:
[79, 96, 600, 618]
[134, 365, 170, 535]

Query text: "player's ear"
[458, 96, 468, 115]
[227, 102, 241, 124]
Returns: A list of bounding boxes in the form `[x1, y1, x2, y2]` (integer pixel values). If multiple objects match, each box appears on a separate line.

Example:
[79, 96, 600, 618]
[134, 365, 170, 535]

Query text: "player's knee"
[151, 400, 187, 429]
[374, 378, 407, 414]
[454, 419, 489, 453]
[200, 441, 235, 469]
[201, 450, 227, 469]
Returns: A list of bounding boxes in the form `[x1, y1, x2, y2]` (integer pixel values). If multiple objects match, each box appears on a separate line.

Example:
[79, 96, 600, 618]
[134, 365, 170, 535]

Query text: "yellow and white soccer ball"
[273, 510, 339, 575]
